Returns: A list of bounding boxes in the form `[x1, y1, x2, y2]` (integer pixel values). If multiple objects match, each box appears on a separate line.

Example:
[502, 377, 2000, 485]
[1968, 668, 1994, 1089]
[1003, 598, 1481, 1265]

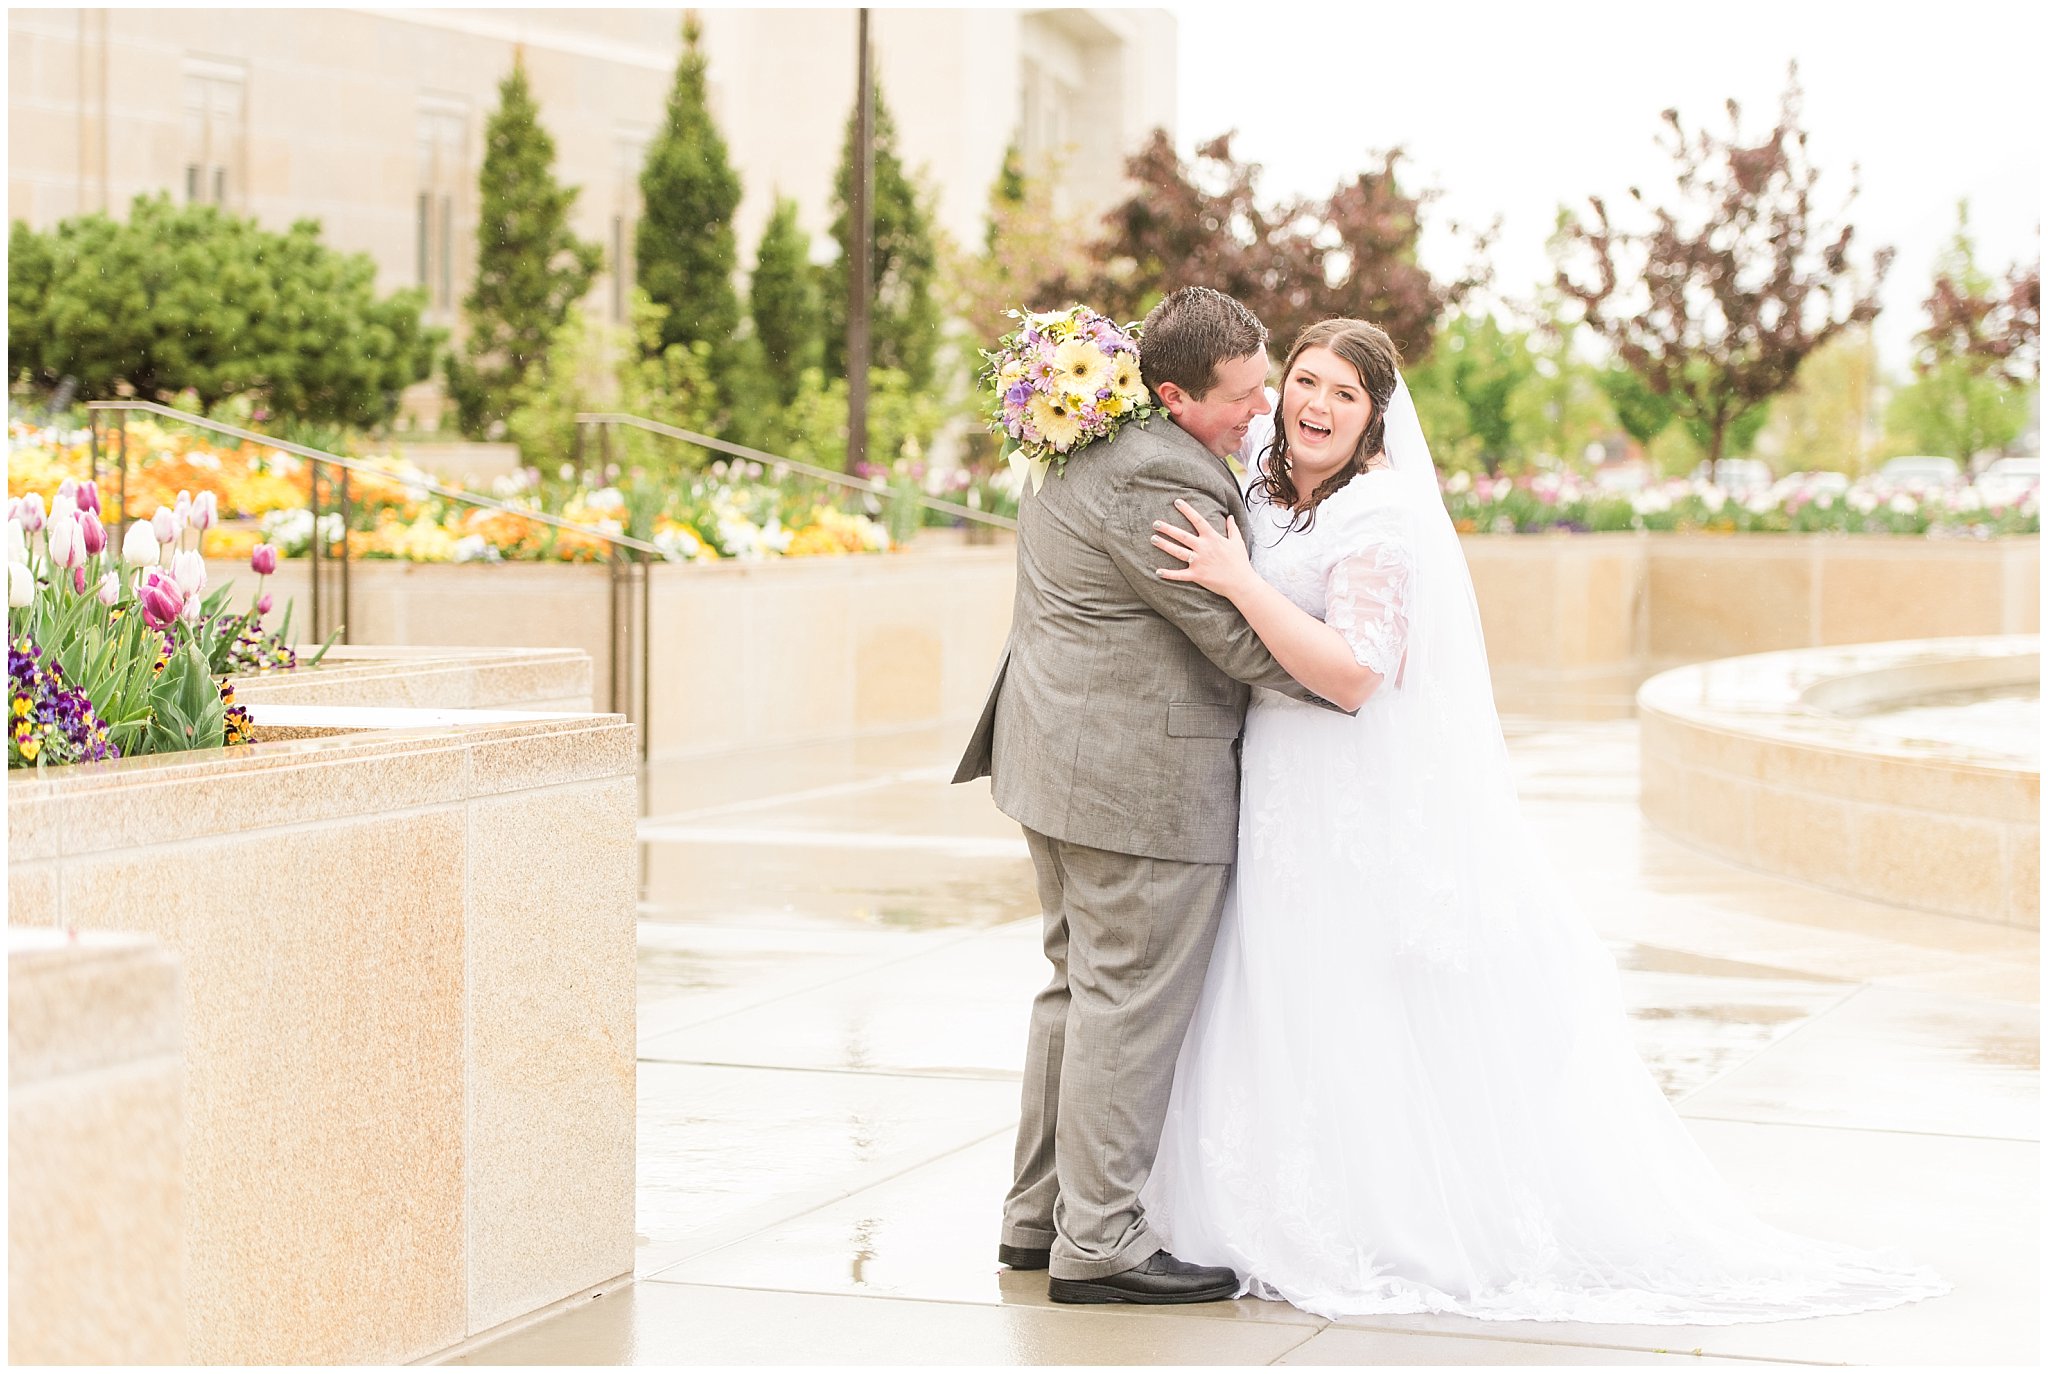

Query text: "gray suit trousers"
[1002, 827, 1231, 1281]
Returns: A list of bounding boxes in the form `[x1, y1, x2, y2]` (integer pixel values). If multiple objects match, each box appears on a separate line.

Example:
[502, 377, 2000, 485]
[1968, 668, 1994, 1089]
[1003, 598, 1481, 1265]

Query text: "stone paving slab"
[439, 721, 2038, 1366]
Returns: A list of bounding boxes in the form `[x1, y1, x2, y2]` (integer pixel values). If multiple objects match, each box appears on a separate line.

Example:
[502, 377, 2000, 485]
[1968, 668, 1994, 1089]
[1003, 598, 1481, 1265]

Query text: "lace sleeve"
[1324, 528, 1414, 679]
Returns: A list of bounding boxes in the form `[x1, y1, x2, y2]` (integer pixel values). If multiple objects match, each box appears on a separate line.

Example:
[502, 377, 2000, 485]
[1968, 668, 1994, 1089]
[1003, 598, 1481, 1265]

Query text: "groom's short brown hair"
[1140, 287, 1268, 401]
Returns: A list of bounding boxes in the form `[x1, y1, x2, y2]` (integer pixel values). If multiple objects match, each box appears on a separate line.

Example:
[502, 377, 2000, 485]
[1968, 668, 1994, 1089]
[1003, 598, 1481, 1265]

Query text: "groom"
[954, 287, 1338, 1303]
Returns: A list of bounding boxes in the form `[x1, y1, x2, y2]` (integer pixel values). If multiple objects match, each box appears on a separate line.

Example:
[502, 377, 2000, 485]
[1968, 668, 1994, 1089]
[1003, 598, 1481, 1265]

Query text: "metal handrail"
[86, 401, 668, 557]
[572, 411, 1021, 531]
[84, 400, 659, 758]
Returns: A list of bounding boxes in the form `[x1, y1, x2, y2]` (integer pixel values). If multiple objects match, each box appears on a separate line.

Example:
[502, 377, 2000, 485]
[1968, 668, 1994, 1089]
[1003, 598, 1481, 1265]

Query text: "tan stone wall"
[8, 711, 638, 1362]
[207, 536, 2037, 748]
[8, 932, 188, 1365]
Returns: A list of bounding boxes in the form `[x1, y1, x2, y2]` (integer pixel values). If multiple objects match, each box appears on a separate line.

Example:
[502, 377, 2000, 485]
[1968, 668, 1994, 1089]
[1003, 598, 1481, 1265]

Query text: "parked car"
[1974, 456, 2040, 505]
[1690, 458, 1772, 493]
[1877, 455, 1962, 487]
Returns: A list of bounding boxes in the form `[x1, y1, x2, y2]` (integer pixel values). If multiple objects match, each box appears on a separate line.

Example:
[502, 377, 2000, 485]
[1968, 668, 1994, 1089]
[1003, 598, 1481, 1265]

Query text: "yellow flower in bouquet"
[1051, 338, 1111, 404]
[1026, 393, 1086, 452]
[1109, 350, 1146, 404]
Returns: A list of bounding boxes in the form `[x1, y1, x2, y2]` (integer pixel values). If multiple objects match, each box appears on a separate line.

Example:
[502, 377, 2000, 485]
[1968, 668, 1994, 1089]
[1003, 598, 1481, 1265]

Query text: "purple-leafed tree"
[1557, 68, 1893, 477]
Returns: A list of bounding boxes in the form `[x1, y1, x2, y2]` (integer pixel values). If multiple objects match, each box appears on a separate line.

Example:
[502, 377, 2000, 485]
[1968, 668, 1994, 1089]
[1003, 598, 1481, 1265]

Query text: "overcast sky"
[1170, 0, 2042, 371]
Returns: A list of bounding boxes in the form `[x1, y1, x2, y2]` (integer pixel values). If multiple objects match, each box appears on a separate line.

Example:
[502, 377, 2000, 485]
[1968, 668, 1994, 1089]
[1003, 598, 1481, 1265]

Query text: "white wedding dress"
[1139, 382, 1948, 1324]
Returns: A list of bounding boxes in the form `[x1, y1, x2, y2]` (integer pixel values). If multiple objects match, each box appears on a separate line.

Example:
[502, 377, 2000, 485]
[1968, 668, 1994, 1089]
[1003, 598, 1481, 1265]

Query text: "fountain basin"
[1638, 636, 2038, 927]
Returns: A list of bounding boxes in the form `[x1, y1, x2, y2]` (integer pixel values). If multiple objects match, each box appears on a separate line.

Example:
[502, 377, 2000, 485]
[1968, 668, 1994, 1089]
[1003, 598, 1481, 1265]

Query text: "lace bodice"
[1244, 469, 1414, 681]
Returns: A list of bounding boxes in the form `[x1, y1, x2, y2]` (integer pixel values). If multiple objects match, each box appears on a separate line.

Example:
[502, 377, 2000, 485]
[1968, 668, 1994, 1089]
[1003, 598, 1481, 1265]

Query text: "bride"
[1138, 318, 1948, 1324]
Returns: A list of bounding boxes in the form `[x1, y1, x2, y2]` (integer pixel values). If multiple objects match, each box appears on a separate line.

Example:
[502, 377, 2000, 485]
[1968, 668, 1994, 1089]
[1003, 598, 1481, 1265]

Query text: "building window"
[182, 60, 245, 207]
[415, 102, 468, 317]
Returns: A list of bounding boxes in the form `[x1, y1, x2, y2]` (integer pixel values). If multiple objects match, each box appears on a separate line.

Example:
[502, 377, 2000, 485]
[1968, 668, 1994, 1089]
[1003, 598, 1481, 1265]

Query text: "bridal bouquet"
[981, 306, 1153, 493]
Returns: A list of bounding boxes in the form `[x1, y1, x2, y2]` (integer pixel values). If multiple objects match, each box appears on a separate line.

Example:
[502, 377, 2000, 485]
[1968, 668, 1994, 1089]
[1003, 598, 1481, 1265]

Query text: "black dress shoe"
[1047, 1249, 1238, 1305]
[997, 1243, 1050, 1270]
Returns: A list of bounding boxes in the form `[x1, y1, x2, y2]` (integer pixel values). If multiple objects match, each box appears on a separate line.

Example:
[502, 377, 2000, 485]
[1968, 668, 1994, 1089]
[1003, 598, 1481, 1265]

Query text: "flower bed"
[1442, 468, 2040, 537]
[7, 475, 316, 768]
[8, 419, 897, 565]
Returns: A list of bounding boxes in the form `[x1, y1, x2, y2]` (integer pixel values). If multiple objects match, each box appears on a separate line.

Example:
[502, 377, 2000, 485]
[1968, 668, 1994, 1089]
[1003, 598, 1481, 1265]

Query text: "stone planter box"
[6, 692, 636, 1363]
[9, 930, 187, 1365]
[207, 534, 2036, 738]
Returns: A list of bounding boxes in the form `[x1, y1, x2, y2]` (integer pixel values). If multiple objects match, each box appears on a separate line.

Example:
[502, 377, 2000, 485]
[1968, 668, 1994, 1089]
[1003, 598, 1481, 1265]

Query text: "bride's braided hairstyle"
[1250, 319, 1403, 533]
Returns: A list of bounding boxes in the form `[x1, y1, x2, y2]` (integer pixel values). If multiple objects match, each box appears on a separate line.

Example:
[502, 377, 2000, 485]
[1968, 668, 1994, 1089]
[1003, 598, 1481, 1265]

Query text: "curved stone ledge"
[1637, 636, 2039, 928]
[6, 694, 636, 1363]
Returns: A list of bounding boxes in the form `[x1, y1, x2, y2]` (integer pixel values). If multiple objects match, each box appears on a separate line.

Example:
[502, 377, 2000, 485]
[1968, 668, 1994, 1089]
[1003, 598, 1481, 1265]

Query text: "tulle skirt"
[1140, 689, 1948, 1324]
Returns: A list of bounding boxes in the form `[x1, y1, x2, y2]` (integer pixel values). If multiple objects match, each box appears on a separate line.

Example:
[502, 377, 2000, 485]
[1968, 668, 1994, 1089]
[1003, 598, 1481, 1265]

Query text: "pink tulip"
[250, 543, 279, 577]
[72, 566, 87, 595]
[190, 491, 217, 532]
[76, 480, 101, 516]
[18, 493, 44, 534]
[256, 593, 273, 616]
[79, 511, 107, 557]
[139, 575, 183, 631]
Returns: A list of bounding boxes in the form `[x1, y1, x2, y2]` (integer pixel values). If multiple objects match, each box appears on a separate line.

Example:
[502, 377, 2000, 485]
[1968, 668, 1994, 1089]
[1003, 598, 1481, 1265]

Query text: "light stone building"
[7, 7, 1177, 341]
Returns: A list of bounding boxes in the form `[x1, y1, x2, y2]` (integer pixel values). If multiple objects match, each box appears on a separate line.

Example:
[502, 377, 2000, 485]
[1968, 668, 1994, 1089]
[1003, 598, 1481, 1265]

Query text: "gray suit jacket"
[953, 414, 1330, 864]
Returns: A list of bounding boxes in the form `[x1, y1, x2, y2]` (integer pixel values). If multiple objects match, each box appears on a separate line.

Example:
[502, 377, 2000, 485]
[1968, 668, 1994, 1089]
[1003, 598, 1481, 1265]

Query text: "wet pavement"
[438, 720, 2039, 1366]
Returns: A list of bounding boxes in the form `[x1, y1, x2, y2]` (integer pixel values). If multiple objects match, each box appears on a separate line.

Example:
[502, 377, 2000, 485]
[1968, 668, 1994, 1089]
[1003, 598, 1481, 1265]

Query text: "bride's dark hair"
[1250, 319, 1403, 533]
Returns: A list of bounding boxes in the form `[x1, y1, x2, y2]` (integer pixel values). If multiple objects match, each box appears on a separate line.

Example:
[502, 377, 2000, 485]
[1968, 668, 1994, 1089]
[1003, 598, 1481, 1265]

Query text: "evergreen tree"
[749, 195, 822, 407]
[822, 81, 941, 390]
[986, 140, 1026, 251]
[447, 57, 602, 437]
[635, 13, 742, 362]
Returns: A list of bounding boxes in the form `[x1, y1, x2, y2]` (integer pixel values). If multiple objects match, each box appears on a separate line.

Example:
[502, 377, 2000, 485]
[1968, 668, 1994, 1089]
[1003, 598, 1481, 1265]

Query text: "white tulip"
[5, 519, 27, 567]
[46, 511, 85, 568]
[96, 570, 119, 606]
[16, 493, 44, 534]
[151, 507, 179, 547]
[8, 561, 34, 607]
[170, 549, 207, 598]
[123, 520, 162, 567]
[190, 490, 218, 532]
[180, 592, 204, 625]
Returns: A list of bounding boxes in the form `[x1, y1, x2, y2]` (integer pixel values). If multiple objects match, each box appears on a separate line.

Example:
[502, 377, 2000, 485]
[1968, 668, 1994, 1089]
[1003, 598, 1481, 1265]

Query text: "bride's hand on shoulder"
[1154, 499, 1254, 598]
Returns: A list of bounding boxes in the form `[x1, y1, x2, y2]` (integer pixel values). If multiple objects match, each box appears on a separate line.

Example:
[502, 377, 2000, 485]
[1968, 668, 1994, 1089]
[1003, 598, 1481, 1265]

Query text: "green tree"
[636, 13, 742, 363]
[446, 58, 603, 438]
[945, 144, 1094, 357]
[10, 194, 435, 426]
[504, 289, 720, 476]
[1884, 204, 2036, 462]
[822, 80, 942, 390]
[1756, 327, 1877, 473]
[1597, 365, 1674, 449]
[749, 196, 822, 407]
[1407, 313, 1536, 476]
